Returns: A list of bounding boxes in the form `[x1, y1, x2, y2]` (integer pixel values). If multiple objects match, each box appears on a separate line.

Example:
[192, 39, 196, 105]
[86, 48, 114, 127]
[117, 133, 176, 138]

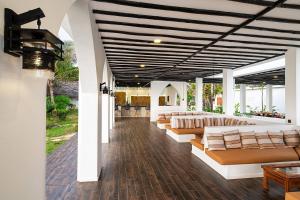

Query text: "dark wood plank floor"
[47, 117, 285, 200]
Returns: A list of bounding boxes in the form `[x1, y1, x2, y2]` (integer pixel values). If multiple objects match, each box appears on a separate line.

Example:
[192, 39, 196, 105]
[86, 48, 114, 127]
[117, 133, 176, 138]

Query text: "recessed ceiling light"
[153, 39, 161, 44]
[135, 74, 139, 78]
[140, 64, 145, 68]
[137, 82, 140, 85]
[273, 75, 278, 79]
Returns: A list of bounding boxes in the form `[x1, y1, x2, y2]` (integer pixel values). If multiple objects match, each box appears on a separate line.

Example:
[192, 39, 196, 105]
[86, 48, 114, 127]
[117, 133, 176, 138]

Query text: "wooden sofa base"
[166, 129, 195, 143]
[191, 145, 299, 180]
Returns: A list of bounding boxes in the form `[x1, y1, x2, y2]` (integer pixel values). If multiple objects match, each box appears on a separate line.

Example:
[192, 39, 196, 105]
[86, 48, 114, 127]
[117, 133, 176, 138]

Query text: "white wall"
[234, 86, 285, 113]
[150, 81, 187, 121]
[0, 0, 76, 199]
[161, 85, 180, 106]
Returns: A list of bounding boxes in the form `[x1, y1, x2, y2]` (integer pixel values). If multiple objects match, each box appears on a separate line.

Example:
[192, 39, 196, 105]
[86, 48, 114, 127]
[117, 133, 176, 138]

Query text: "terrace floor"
[46, 117, 285, 200]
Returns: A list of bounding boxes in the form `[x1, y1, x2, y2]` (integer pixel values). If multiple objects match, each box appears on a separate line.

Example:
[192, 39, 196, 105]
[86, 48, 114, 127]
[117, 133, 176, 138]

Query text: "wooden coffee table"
[262, 163, 300, 192]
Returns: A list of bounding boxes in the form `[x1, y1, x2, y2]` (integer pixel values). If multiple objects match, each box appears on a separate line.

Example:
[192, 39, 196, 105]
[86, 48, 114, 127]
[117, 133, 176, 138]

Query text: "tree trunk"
[48, 80, 56, 112]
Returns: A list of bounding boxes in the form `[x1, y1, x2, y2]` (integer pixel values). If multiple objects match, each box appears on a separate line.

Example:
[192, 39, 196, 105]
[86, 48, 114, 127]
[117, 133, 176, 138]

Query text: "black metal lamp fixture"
[100, 82, 109, 94]
[4, 8, 63, 71]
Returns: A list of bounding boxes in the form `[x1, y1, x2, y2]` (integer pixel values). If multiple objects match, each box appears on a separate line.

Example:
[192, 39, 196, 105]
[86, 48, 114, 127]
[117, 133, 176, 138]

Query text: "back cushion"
[214, 118, 225, 126]
[173, 118, 185, 128]
[230, 119, 239, 126]
[223, 130, 241, 149]
[171, 112, 179, 116]
[256, 132, 275, 149]
[184, 119, 195, 129]
[283, 130, 300, 147]
[157, 114, 165, 120]
[195, 118, 204, 128]
[204, 118, 214, 127]
[240, 131, 259, 149]
[179, 112, 186, 116]
[165, 113, 172, 120]
[268, 131, 285, 148]
[238, 120, 248, 125]
[207, 134, 226, 151]
[224, 118, 232, 126]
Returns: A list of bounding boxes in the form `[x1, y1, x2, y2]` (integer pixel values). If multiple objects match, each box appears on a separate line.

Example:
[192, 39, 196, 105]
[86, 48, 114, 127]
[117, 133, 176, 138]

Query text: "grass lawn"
[46, 109, 78, 154]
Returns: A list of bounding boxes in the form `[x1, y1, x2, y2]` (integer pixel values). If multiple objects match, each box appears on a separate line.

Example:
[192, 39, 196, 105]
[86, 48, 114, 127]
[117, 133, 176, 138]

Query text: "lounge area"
[2, 1, 300, 200]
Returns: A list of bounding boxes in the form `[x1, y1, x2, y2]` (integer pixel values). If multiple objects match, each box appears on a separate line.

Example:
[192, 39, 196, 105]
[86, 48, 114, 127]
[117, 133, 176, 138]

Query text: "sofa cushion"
[256, 132, 275, 149]
[283, 130, 300, 147]
[195, 118, 204, 128]
[207, 134, 226, 151]
[184, 118, 195, 129]
[268, 131, 286, 148]
[238, 120, 248, 125]
[171, 112, 179, 116]
[191, 139, 204, 151]
[205, 148, 299, 165]
[170, 128, 204, 135]
[240, 131, 259, 149]
[157, 119, 170, 124]
[173, 118, 185, 128]
[204, 118, 214, 127]
[178, 112, 186, 116]
[223, 130, 241, 149]
[294, 147, 300, 159]
[214, 118, 225, 126]
[165, 113, 172, 119]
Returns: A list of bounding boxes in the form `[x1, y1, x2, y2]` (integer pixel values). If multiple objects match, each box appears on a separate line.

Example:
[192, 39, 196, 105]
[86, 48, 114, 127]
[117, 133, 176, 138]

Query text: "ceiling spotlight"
[273, 75, 278, 79]
[153, 39, 161, 44]
[137, 82, 140, 85]
[134, 74, 139, 78]
[140, 64, 145, 68]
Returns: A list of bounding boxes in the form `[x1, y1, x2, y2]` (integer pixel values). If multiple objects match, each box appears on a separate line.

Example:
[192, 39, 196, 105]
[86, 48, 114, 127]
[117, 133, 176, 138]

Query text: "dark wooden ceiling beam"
[225, 0, 300, 10]
[93, 0, 300, 24]
[103, 42, 199, 50]
[97, 11, 300, 39]
[96, 20, 223, 35]
[104, 46, 195, 54]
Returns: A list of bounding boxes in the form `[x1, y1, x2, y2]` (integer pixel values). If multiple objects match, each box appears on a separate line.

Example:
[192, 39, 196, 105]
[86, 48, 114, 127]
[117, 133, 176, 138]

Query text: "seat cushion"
[170, 127, 204, 135]
[157, 119, 170, 124]
[191, 139, 204, 151]
[205, 148, 299, 165]
[285, 192, 300, 200]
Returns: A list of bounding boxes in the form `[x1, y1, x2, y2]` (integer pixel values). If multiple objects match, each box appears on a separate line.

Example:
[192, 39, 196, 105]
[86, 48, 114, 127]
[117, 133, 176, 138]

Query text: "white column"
[285, 48, 300, 125]
[102, 93, 110, 143]
[223, 69, 234, 115]
[195, 78, 203, 111]
[68, 0, 106, 182]
[266, 85, 273, 112]
[240, 84, 246, 114]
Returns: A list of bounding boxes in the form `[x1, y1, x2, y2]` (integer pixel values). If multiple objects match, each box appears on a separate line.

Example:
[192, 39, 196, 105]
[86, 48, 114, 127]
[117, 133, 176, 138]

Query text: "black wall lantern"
[4, 8, 63, 71]
[100, 82, 109, 94]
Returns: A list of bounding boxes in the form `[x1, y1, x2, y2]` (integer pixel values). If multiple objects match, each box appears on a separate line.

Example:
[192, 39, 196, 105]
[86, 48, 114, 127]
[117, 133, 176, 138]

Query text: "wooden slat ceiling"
[90, 0, 299, 86]
[204, 68, 285, 85]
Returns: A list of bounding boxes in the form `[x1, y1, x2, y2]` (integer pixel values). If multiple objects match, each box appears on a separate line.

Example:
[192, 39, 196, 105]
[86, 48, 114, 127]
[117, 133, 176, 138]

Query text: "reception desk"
[115, 106, 150, 117]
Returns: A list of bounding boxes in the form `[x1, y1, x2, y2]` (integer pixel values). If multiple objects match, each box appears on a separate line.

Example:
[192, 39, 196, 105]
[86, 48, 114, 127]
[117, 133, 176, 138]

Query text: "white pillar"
[102, 93, 110, 143]
[240, 84, 246, 114]
[266, 85, 273, 112]
[195, 78, 203, 111]
[285, 48, 300, 125]
[223, 69, 234, 115]
[101, 61, 110, 143]
[68, 0, 106, 182]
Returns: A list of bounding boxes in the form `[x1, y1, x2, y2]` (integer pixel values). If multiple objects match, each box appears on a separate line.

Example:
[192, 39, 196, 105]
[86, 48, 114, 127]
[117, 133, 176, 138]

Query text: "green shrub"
[55, 95, 72, 110]
[46, 97, 55, 113]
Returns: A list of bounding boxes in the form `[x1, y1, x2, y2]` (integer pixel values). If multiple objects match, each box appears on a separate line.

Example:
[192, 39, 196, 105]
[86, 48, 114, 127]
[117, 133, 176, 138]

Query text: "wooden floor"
[46, 117, 286, 200]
